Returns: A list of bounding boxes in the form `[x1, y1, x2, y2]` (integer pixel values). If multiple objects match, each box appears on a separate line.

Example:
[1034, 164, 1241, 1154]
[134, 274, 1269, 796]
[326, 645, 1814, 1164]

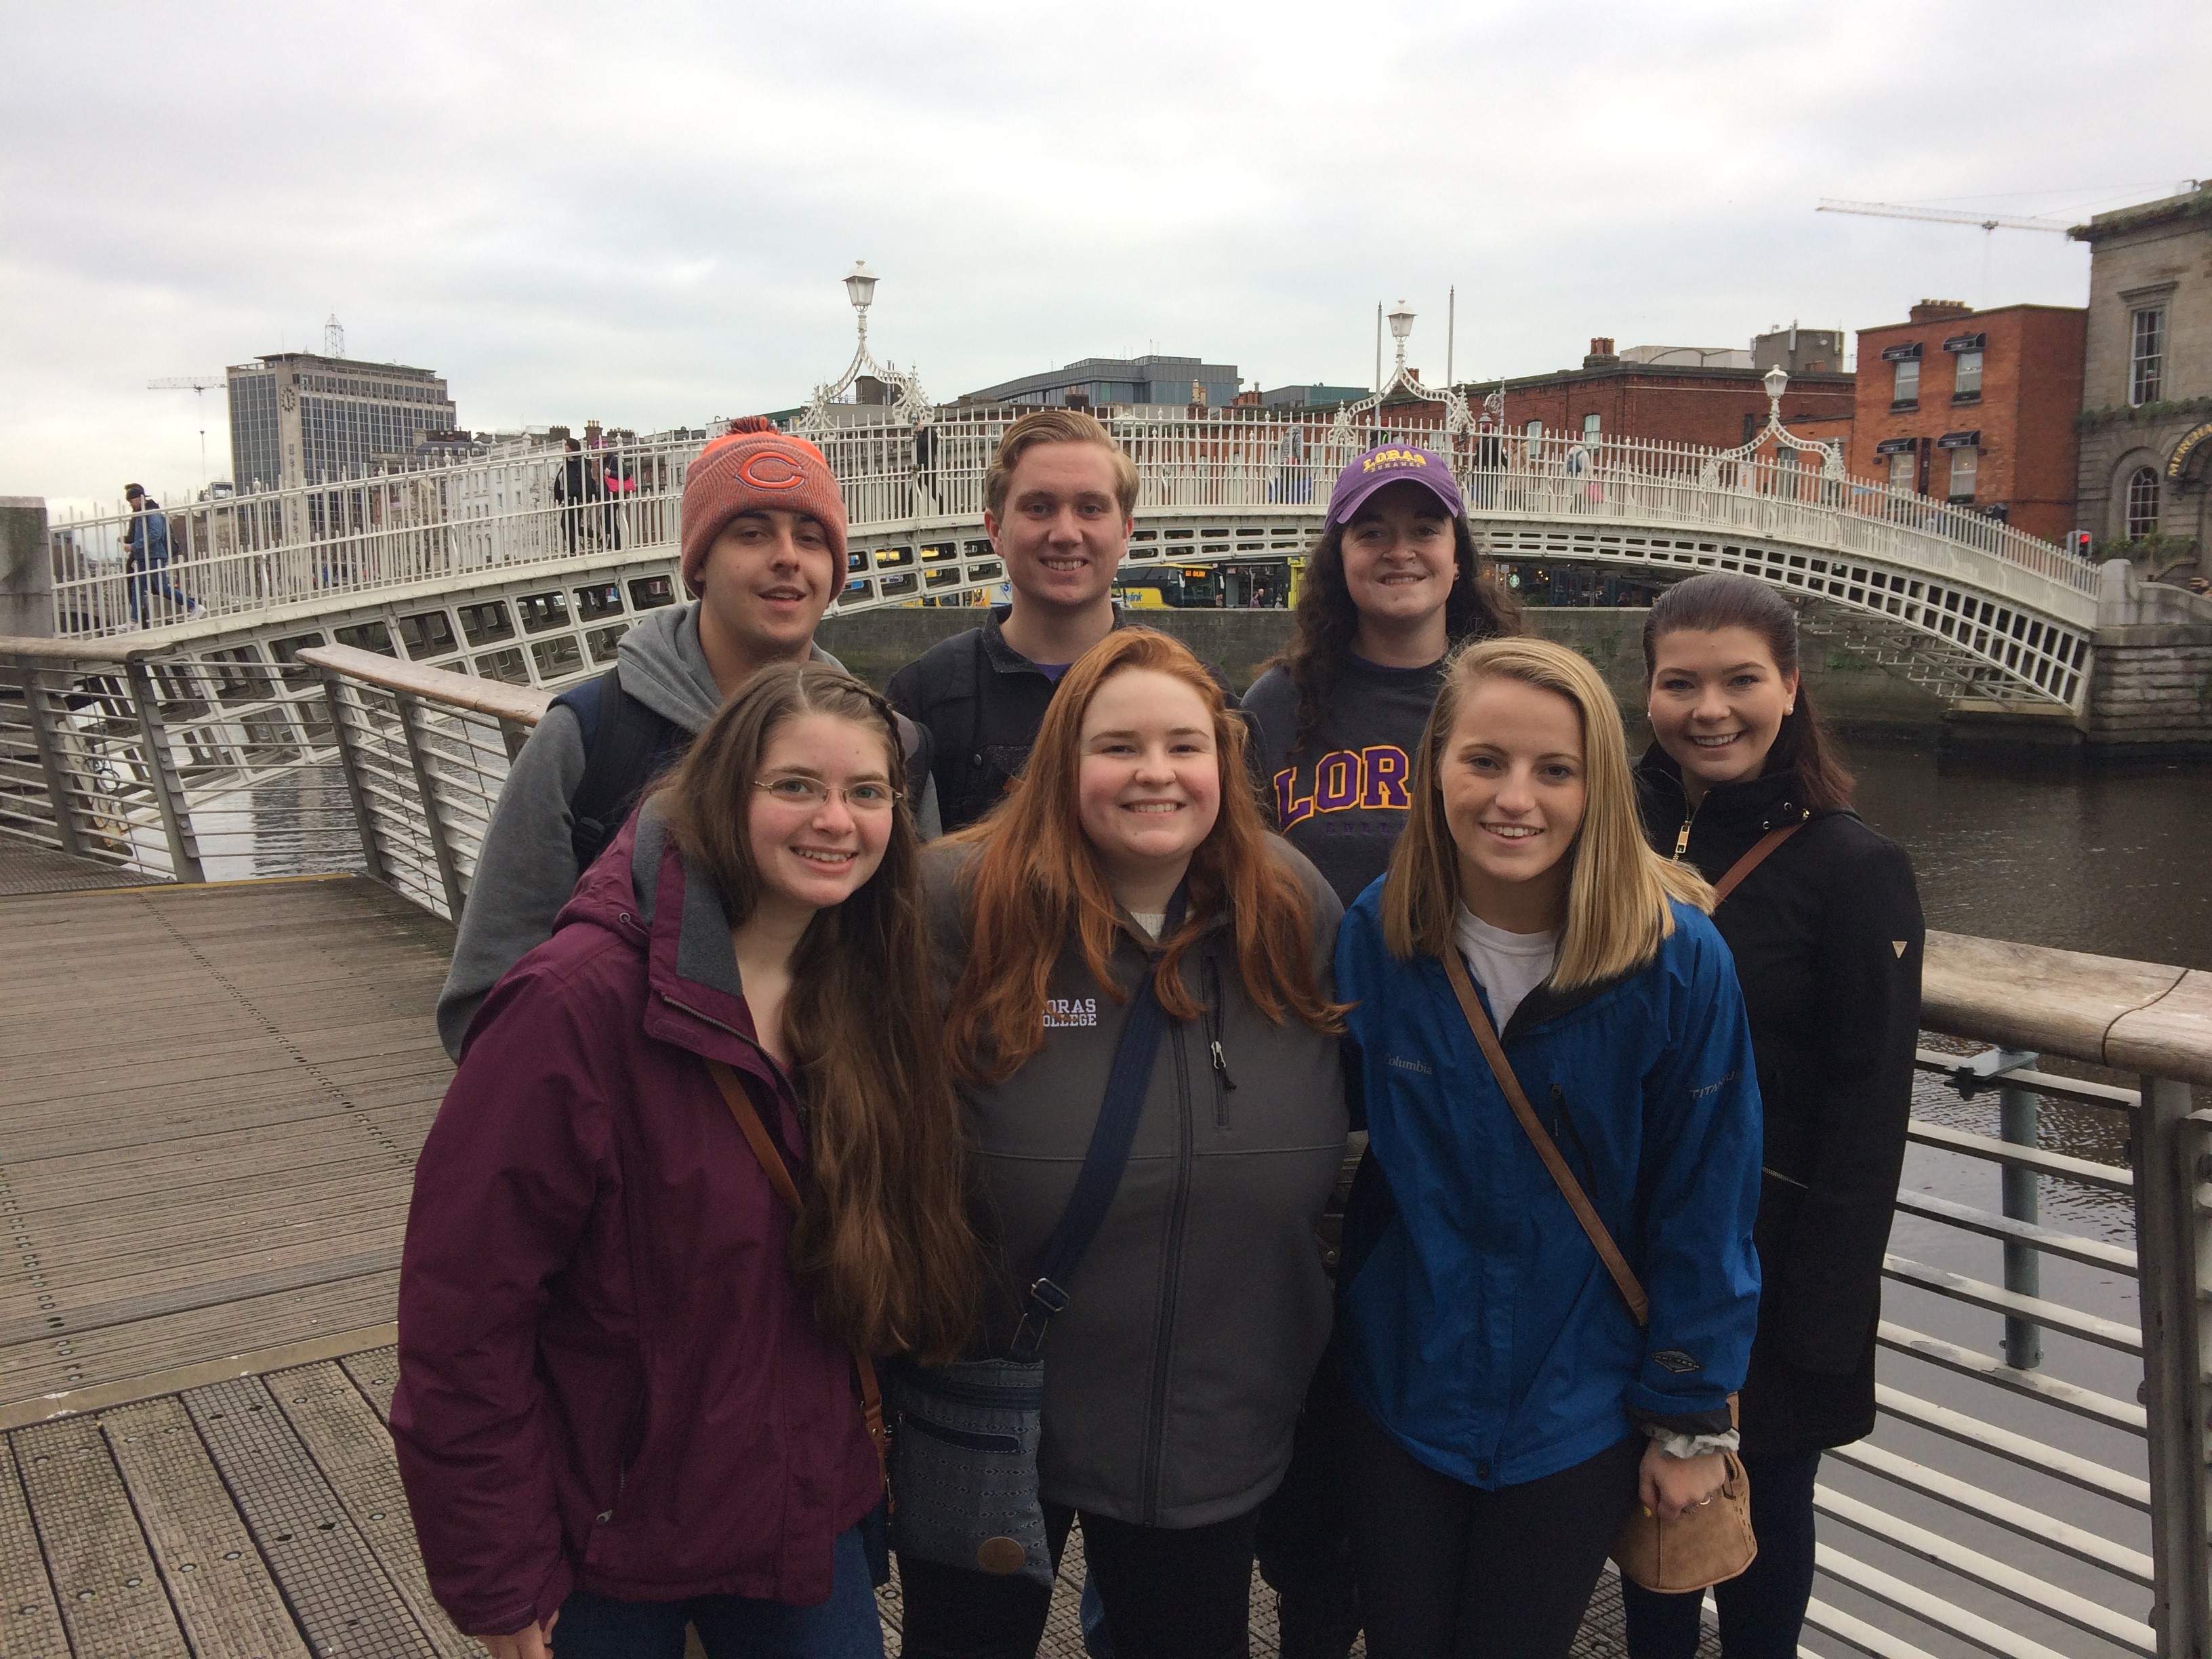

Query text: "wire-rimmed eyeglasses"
[751, 775, 902, 813]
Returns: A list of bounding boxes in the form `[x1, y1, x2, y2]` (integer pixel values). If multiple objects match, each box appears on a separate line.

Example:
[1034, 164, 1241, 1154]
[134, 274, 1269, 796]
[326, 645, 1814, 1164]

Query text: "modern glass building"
[960, 354, 1242, 410]
[226, 353, 458, 491]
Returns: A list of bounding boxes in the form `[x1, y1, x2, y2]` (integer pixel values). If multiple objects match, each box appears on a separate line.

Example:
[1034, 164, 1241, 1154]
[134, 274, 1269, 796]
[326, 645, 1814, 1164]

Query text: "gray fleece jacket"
[921, 837, 1349, 1528]
[436, 604, 937, 1057]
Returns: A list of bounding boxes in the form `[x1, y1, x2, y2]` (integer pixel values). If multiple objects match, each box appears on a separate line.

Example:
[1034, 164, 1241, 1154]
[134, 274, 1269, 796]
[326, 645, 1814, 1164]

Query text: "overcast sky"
[5, 1, 2207, 513]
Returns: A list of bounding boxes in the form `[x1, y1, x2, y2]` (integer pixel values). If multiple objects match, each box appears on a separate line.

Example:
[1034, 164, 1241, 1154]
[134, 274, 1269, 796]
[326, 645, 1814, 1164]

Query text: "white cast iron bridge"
[39, 296, 2098, 716]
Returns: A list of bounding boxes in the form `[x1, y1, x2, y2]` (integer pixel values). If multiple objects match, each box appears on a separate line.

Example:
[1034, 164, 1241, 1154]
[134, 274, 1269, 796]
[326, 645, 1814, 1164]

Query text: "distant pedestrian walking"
[122, 484, 194, 626]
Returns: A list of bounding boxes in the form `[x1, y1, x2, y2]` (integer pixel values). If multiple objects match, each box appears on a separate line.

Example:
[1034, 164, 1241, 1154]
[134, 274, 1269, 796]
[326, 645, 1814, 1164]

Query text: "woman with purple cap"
[1242, 446, 1517, 1658]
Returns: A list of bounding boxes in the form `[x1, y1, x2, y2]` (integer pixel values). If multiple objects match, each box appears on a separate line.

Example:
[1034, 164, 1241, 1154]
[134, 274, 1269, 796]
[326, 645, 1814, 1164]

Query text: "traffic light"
[2070, 530, 2094, 560]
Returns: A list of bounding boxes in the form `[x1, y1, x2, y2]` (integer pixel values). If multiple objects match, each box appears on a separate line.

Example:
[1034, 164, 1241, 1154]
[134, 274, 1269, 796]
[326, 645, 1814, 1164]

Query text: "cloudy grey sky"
[5, 1, 2207, 512]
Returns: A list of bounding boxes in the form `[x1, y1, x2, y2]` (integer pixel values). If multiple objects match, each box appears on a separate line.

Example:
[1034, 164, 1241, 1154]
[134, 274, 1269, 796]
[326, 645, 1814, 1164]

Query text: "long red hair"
[945, 629, 1343, 1085]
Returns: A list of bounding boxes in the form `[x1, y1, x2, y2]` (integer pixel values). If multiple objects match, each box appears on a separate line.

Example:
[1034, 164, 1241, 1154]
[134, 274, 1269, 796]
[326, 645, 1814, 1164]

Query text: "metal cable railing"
[0, 639, 2204, 1658]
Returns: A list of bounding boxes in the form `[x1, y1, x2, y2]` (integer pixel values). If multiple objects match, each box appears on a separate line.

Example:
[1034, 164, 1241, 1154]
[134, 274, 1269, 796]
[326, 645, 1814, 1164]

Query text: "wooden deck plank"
[184, 1376, 441, 1659]
[12, 1418, 190, 1658]
[0, 1433, 69, 1659]
[98, 1395, 313, 1659]
[339, 1348, 398, 1422]
[0, 1271, 402, 1403]
[268, 1361, 474, 1658]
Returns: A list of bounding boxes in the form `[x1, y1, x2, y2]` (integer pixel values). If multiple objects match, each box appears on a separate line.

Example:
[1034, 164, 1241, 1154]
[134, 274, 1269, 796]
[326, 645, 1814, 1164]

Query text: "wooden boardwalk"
[0, 861, 1673, 1658]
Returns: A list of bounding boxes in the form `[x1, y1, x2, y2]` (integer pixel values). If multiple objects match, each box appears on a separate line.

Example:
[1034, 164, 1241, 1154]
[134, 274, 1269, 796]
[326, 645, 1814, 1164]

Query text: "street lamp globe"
[1387, 300, 1416, 342]
[1763, 364, 1789, 405]
[844, 260, 879, 313]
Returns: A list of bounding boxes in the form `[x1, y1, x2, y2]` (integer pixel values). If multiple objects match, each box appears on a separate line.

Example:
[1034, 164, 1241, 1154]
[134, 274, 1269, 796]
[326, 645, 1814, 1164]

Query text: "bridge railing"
[1, 637, 2208, 1655]
[45, 412, 2095, 640]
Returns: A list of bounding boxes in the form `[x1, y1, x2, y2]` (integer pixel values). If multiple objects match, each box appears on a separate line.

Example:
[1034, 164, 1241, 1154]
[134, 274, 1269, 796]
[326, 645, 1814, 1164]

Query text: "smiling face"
[697, 508, 836, 667]
[1340, 480, 1460, 635]
[745, 712, 897, 923]
[1439, 676, 1588, 929]
[1645, 626, 1799, 803]
[985, 441, 1132, 615]
[1075, 667, 1222, 909]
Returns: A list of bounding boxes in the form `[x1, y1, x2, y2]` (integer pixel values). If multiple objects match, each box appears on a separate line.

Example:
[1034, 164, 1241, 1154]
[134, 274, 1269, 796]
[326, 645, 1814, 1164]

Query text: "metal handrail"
[42, 412, 2097, 644]
[1, 640, 2207, 1657]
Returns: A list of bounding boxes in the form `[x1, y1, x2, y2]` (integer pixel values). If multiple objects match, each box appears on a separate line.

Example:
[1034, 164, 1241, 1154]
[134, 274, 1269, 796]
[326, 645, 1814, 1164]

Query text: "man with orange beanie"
[435, 419, 938, 1058]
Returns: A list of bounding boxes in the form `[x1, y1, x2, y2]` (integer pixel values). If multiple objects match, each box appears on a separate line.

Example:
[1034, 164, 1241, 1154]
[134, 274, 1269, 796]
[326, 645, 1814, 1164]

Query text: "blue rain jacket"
[1335, 884, 1762, 1490]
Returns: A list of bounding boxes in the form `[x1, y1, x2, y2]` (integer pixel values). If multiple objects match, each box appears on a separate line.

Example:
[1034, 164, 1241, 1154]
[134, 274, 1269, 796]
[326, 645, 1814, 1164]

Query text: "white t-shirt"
[1452, 907, 1558, 1034]
[1129, 911, 1168, 941]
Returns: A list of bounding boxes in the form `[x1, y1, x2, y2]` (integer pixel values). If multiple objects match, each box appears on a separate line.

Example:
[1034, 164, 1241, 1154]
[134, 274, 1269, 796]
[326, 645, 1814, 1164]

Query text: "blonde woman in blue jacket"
[1334, 638, 1763, 1659]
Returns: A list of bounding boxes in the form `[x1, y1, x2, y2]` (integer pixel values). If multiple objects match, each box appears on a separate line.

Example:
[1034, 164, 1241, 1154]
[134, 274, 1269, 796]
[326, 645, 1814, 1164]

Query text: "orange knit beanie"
[678, 420, 848, 596]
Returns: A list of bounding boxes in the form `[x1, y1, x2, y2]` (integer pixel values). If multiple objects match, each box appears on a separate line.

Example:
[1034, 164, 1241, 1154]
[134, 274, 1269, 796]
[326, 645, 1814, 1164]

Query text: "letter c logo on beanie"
[737, 449, 807, 491]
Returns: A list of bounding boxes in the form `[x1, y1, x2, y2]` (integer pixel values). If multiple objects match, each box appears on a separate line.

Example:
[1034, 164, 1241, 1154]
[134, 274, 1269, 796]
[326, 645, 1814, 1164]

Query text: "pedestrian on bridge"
[393, 661, 978, 1659]
[1334, 637, 1762, 1659]
[888, 409, 1233, 835]
[121, 483, 195, 626]
[1239, 442, 1521, 1659]
[435, 419, 939, 1059]
[1626, 572, 1924, 1659]
[896, 628, 1349, 1659]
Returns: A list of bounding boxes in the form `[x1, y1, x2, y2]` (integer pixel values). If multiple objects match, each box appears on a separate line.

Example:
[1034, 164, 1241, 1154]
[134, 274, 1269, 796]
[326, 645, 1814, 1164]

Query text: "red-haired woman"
[896, 629, 1351, 1659]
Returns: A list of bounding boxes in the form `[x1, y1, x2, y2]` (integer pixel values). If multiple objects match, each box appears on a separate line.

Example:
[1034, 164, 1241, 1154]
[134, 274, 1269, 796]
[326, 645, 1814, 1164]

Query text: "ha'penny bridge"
[2, 284, 2212, 1657]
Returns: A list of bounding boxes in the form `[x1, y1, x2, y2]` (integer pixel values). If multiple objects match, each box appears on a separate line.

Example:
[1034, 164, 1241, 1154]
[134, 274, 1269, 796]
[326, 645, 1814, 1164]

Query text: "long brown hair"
[945, 629, 1343, 1084]
[654, 662, 977, 1364]
[1271, 508, 1521, 759]
[1384, 638, 1713, 986]
[1641, 572, 1855, 811]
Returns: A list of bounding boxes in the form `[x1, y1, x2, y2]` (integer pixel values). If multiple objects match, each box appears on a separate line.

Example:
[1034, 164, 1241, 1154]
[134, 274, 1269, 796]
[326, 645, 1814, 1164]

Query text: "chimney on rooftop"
[1584, 337, 1619, 369]
[1909, 300, 1975, 323]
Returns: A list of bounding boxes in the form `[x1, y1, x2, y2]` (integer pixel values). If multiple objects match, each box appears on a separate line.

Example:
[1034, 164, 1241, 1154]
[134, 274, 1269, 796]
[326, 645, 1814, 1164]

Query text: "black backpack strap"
[1008, 884, 1187, 1364]
[893, 711, 933, 804]
[552, 665, 683, 873]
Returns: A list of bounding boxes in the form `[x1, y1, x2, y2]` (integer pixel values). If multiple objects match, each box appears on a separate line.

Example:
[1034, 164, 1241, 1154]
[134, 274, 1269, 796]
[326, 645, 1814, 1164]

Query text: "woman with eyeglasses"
[394, 661, 979, 1659]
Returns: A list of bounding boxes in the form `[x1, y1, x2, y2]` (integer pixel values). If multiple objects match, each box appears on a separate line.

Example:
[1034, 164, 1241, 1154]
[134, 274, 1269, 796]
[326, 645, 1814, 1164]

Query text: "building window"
[1524, 419, 1542, 438]
[1891, 359, 1920, 407]
[1581, 413, 1601, 444]
[1889, 449, 1916, 492]
[2125, 466, 2160, 538]
[1953, 350, 1983, 399]
[2130, 308, 2165, 406]
[1947, 447, 1978, 501]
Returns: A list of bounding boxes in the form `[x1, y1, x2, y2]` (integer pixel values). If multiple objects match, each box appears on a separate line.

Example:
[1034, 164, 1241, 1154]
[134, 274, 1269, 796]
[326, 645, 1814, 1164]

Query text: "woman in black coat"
[1623, 572, 1925, 1659]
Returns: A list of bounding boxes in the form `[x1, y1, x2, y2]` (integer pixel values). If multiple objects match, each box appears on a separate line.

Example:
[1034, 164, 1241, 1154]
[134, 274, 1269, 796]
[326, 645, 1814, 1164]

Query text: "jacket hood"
[553, 802, 766, 1068]
[615, 602, 851, 736]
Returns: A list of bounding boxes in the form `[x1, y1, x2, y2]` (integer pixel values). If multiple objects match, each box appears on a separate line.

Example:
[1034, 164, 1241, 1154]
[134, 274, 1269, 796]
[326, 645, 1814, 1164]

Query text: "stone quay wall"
[816, 605, 1947, 725]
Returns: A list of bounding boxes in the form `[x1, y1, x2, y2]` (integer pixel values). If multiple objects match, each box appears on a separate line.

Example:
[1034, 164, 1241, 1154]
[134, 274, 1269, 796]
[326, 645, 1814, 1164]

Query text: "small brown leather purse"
[1439, 947, 1756, 1593]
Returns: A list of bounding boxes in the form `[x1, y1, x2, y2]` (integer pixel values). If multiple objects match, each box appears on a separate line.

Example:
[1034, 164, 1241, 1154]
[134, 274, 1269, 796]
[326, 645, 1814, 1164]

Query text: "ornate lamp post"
[1699, 362, 1845, 487]
[1327, 297, 1479, 459]
[801, 260, 931, 434]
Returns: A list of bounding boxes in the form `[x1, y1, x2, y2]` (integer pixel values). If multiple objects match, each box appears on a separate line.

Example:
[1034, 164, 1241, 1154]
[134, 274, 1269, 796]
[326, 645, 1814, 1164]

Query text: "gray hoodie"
[920, 838, 1348, 1528]
[436, 604, 935, 1057]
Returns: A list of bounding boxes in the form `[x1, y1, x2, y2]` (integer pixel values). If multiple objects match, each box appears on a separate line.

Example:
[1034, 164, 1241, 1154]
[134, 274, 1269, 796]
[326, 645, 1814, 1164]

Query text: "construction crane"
[1815, 199, 2075, 308]
[148, 375, 224, 493]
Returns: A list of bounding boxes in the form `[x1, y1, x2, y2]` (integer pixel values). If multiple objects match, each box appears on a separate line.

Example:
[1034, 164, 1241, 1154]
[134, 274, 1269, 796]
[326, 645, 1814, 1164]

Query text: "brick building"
[2070, 181, 2212, 570]
[1847, 301, 2085, 545]
[1465, 327, 1854, 452]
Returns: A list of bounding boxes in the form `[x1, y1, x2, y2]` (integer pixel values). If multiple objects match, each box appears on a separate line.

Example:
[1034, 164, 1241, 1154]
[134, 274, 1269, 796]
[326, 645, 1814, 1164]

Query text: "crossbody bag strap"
[1709, 821, 1802, 905]
[1008, 884, 1189, 1364]
[706, 1059, 890, 1490]
[1438, 949, 1650, 1328]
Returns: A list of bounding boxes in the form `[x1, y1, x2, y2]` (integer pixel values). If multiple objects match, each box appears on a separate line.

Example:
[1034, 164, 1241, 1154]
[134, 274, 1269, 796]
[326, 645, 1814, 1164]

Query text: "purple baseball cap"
[1325, 443, 1463, 528]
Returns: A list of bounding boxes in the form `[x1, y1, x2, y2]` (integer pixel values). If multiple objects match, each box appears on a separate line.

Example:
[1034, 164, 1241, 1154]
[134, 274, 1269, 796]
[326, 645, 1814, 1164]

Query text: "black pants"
[898, 1502, 1258, 1659]
[1619, 1449, 1821, 1659]
[1254, 1350, 1361, 1659]
[1348, 1404, 1642, 1659]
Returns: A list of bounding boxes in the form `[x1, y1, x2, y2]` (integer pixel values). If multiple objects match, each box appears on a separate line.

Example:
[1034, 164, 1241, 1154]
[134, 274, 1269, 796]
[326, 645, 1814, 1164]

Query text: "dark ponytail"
[1641, 572, 1855, 811]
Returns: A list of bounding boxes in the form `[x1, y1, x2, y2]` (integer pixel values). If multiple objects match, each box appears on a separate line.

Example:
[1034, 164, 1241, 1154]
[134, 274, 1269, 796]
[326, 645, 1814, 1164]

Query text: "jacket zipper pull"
[1210, 1039, 1237, 1091]
[1673, 809, 1694, 860]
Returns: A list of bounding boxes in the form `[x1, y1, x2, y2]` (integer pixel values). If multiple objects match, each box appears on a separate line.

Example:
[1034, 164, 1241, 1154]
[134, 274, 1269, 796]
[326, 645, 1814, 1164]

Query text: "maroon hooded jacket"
[391, 808, 880, 1637]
